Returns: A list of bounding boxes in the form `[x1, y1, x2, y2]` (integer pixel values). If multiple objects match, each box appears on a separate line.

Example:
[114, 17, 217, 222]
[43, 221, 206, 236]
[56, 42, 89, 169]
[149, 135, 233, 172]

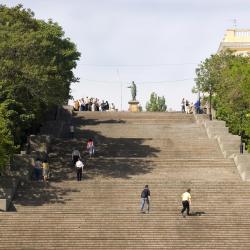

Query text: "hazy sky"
[2, 0, 250, 110]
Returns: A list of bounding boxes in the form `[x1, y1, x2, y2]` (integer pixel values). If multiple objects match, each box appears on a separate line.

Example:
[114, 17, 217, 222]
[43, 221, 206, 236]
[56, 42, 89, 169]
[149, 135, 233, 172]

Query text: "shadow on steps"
[53, 130, 159, 179]
[12, 181, 80, 210]
[51, 114, 161, 180]
[73, 116, 126, 126]
[189, 211, 206, 216]
[11, 116, 161, 209]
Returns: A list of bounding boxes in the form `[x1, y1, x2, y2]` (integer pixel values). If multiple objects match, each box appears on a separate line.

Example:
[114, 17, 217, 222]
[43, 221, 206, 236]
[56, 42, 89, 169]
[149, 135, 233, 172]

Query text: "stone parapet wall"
[40, 105, 73, 138]
[0, 176, 19, 211]
[0, 106, 73, 211]
[234, 154, 250, 181]
[9, 154, 34, 180]
[194, 113, 250, 181]
[28, 134, 51, 153]
[0, 134, 51, 211]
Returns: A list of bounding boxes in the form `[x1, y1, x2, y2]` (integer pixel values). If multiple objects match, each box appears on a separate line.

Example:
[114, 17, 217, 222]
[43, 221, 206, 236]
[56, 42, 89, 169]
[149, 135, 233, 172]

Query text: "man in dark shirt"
[72, 149, 81, 166]
[140, 185, 151, 213]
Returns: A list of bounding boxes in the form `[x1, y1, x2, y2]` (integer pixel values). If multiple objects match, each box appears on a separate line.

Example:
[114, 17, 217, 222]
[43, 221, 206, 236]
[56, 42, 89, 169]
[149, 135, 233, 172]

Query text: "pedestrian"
[73, 100, 80, 111]
[185, 99, 190, 114]
[72, 149, 81, 166]
[140, 184, 151, 213]
[86, 139, 95, 158]
[69, 124, 74, 139]
[42, 159, 49, 182]
[75, 159, 84, 181]
[181, 98, 185, 113]
[34, 158, 42, 181]
[189, 102, 194, 114]
[194, 99, 201, 114]
[181, 188, 191, 217]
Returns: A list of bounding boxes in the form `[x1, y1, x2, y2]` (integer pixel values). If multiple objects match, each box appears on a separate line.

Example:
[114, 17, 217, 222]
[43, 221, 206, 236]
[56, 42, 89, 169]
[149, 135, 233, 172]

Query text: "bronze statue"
[128, 81, 137, 101]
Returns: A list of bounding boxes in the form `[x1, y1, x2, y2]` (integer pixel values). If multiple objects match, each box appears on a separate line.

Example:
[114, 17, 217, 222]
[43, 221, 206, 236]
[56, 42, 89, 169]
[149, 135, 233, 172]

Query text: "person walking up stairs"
[140, 184, 151, 213]
[181, 188, 191, 217]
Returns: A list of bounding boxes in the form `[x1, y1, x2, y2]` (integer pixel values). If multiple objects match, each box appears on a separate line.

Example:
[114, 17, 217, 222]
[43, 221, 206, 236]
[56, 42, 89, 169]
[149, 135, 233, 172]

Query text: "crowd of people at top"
[73, 97, 116, 112]
[181, 98, 194, 114]
[181, 98, 203, 114]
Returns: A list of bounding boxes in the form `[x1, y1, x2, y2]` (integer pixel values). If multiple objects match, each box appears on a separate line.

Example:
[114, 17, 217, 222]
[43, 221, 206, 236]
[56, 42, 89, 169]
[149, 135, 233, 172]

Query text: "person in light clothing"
[181, 188, 191, 217]
[181, 98, 185, 113]
[86, 139, 95, 158]
[75, 159, 84, 181]
[42, 159, 49, 182]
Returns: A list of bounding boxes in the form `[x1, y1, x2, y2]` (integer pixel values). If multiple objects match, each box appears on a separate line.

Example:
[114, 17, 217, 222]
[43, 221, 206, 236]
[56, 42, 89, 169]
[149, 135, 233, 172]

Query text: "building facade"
[217, 29, 250, 55]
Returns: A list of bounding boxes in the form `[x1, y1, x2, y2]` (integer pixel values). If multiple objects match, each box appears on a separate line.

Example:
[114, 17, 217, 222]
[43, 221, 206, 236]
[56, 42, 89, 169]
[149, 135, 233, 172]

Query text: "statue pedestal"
[128, 101, 140, 112]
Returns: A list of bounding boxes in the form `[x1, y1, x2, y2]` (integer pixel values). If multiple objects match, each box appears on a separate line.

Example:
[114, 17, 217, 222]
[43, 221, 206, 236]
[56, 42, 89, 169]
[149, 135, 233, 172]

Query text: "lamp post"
[209, 85, 212, 120]
[116, 69, 123, 111]
[197, 90, 201, 114]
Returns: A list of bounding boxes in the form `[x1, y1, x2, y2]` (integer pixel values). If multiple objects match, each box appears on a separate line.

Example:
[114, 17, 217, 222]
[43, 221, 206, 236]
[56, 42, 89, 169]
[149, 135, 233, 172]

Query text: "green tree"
[194, 50, 250, 151]
[0, 4, 80, 145]
[0, 115, 15, 171]
[146, 92, 167, 112]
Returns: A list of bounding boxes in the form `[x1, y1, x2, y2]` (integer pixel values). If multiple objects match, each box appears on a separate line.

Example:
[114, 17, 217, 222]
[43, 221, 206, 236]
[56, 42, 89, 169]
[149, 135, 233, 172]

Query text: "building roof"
[217, 29, 250, 55]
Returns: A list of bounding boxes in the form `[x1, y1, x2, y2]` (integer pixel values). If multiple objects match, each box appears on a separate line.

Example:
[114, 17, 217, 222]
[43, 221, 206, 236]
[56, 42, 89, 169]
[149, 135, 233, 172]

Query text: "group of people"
[181, 98, 206, 114]
[181, 98, 195, 114]
[71, 139, 95, 181]
[34, 158, 49, 182]
[33, 138, 95, 182]
[140, 185, 192, 218]
[73, 97, 116, 112]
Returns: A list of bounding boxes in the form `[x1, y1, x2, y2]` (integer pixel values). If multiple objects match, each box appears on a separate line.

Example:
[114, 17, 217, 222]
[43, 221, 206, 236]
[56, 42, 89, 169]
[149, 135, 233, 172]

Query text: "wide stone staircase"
[1, 112, 250, 249]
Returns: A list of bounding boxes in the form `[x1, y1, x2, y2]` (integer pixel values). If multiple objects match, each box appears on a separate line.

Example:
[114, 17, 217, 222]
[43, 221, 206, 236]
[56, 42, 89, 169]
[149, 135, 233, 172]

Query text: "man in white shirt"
[181, 188, 191, 217]
[75, 159, 84, 181]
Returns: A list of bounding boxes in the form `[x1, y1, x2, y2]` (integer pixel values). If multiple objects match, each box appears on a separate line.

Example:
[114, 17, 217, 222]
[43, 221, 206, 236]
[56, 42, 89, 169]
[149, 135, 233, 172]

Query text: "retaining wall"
[195, 114, 250, 181]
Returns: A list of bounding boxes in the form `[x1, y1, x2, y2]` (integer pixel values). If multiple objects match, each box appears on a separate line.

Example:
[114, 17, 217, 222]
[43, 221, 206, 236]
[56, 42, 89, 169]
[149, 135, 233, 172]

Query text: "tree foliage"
[0, 115, 15, 170]
[194, 50, 250, 151]
[146, 92, 167, 112]
[0, 4, 80, 170]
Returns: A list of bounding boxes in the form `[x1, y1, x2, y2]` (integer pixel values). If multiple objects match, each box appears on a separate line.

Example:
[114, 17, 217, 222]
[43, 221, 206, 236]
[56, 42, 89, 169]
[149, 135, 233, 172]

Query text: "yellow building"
[217, 29, 250, 55]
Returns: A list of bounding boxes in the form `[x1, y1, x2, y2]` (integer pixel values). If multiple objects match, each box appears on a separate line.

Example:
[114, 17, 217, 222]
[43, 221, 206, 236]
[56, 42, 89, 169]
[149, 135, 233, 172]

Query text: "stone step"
[2, 111, 249, 250]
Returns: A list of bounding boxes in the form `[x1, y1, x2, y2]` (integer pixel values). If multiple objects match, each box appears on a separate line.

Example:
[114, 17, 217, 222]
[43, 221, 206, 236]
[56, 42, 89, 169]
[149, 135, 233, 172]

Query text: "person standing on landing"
[181, 188, 191, 217]
[140, 185, 151, 213]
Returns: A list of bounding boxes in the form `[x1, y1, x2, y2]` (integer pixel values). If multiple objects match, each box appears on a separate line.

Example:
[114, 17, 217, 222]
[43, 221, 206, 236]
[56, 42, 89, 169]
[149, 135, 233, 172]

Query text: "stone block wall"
[195, 114, 250, 181]
[0, 106, 72, 211]
[0, 134, 52, 211]
[0, 176, 19, 211]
